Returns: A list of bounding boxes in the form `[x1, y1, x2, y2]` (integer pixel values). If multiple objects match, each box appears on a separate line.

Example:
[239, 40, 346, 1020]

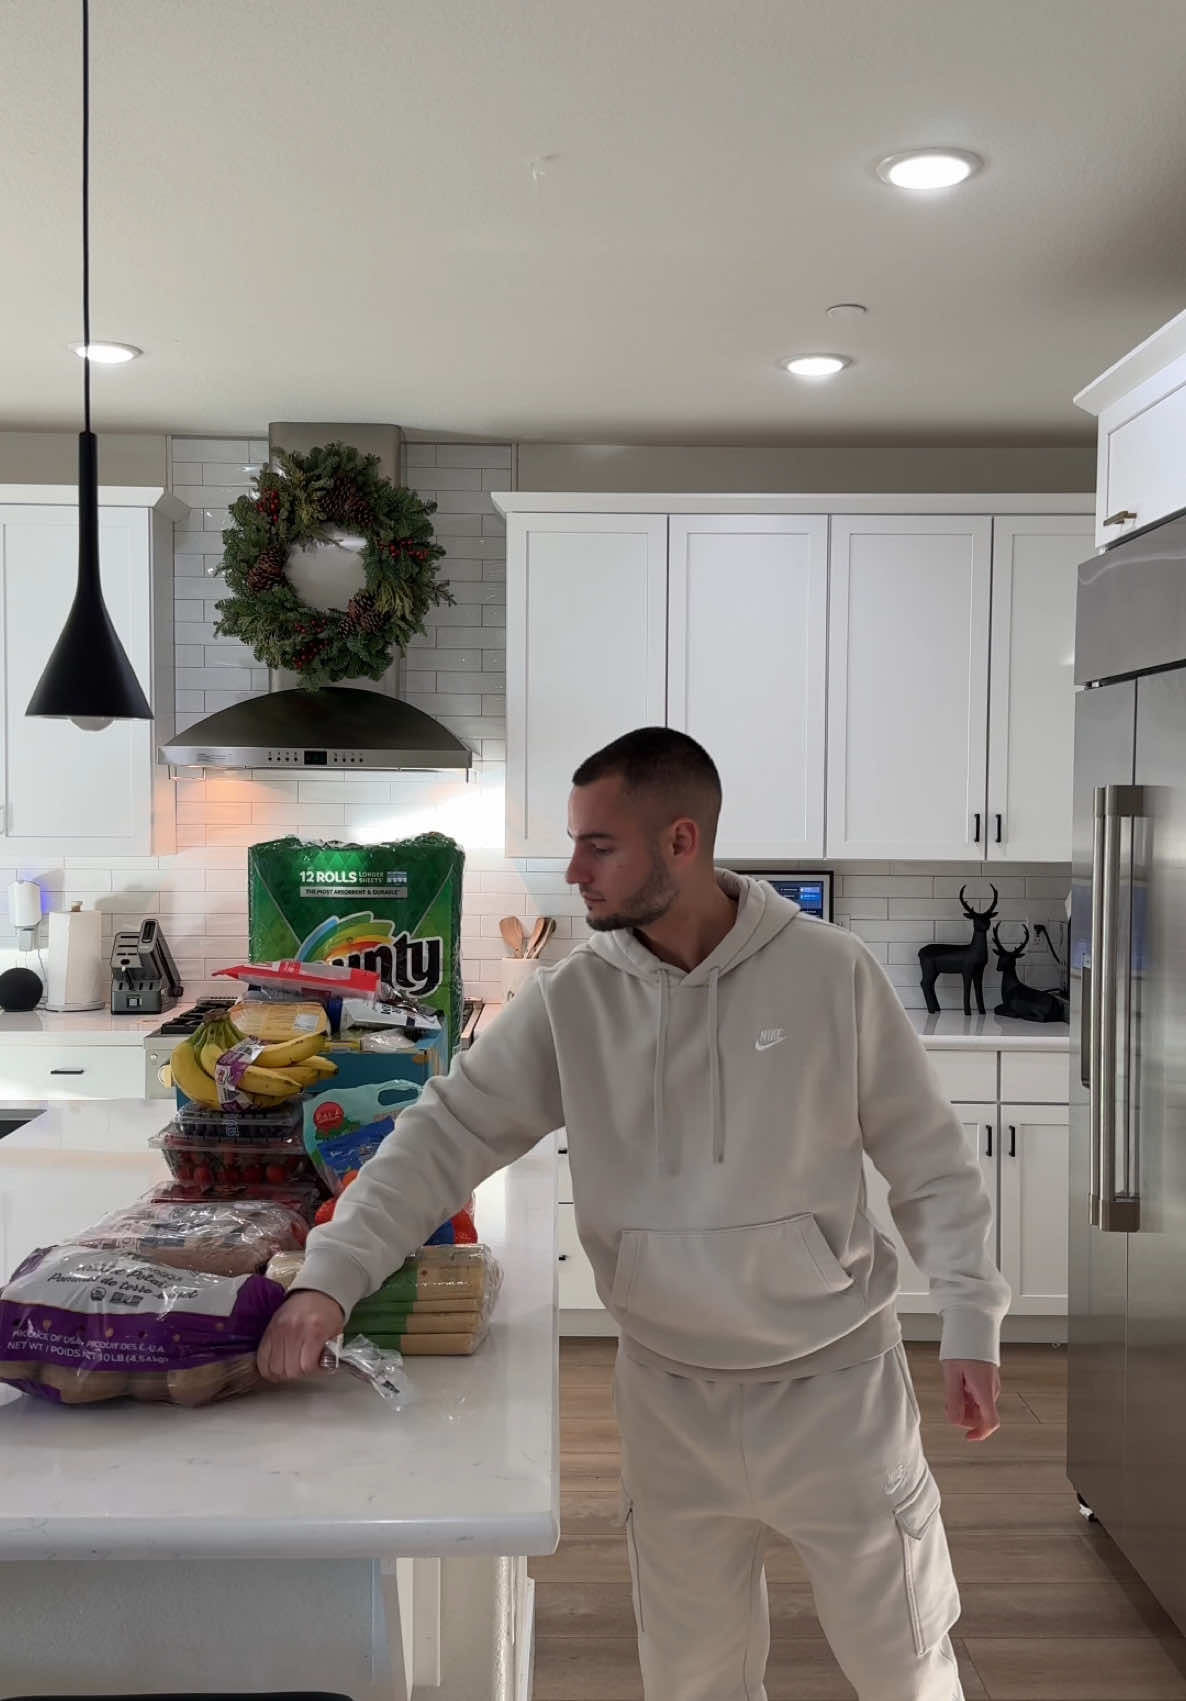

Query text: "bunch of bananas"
[169, 1016, 337, 1109]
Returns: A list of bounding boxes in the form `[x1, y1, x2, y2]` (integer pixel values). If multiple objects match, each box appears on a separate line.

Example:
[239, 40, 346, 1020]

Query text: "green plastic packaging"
[247, 833, 465, 1059]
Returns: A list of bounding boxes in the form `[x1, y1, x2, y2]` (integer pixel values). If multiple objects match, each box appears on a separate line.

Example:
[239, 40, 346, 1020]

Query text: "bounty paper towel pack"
[247, 833, 465, 1060]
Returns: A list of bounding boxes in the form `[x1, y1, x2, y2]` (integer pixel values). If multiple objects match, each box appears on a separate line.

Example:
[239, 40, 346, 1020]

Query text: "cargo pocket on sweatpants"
[618, 1482, 645, 1632]
[892, 1468, 961, 1656]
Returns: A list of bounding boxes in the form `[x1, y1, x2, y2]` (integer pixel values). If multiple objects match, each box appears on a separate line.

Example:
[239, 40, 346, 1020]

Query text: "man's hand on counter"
[257, 1291, 346, 1382]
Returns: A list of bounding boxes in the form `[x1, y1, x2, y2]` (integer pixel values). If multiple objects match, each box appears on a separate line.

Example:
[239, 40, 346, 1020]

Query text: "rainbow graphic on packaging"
[248, 835, 464, 1059]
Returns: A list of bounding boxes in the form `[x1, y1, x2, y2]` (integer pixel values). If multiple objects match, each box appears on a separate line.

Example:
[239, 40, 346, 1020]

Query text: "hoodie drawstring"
[707, 967, 724, 1164]
[653, 967, 725, 1172]
[654, 971, 670, 1173]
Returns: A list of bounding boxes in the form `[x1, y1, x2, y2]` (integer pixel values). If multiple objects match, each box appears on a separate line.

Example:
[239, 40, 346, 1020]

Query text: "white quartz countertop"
[0, 1102, 560, 1562]
[905, 1010, 1071, 1051]
[0, 1007, 163, 1044]
[479, 1000, 1070, 1053]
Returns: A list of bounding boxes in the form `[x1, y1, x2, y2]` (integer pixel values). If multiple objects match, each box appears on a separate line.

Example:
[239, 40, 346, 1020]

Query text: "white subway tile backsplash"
[435, 444, 513, 468]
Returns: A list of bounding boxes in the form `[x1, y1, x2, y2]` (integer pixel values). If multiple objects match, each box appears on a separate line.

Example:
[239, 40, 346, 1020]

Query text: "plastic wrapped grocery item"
[151, 1179, 324, 1222]
[270, 1244, 502, 1357]
[229, 998, 331, 1042]
[310, 1172, 477, 1247]
[319, 1334, 412, 1404]
[151, 1121, 319, 1194]
[0, 1246, 286, 1405]
[175, 1098, 304, 1145]
[74, 1195, 308, 1278]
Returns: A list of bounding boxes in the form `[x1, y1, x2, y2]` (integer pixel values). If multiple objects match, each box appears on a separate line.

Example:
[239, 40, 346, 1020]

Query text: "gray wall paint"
[515, 441, 1095, 494]
[0, 431, 167, 486]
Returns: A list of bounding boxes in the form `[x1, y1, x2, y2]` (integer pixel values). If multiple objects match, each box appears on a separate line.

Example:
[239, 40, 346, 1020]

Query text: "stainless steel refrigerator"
[1068, 511, 1186, 1632]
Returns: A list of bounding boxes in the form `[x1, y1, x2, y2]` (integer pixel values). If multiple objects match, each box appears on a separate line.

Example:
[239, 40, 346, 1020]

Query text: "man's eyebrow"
[568, 830, 616, 843]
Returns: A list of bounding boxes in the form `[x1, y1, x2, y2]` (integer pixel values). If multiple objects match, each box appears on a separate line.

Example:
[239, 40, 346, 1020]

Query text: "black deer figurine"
[918, 885, 999, 1015]
[992, 925, 1065, 1023]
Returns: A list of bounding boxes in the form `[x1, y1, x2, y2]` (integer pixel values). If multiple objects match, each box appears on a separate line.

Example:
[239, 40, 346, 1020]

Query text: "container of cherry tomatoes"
[151, 1115, 316, 1195]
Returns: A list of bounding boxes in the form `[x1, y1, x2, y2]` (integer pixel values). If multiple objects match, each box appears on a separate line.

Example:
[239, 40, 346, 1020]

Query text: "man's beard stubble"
[584, 852, 678, 933]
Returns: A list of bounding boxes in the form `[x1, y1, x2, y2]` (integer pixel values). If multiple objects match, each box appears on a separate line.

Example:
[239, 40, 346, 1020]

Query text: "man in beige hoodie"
[260, 726, 1009, 1701]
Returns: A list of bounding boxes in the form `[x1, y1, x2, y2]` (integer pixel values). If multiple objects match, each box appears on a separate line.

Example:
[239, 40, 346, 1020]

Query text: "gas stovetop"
[146, 996, 236, 1041]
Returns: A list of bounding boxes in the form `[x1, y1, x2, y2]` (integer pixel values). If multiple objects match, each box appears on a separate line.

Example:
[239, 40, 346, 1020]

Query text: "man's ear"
[668, 816, 700, 863]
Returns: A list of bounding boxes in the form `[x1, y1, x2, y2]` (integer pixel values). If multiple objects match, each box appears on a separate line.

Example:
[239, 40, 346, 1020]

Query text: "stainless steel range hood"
[159, 422, 472, 775]
[160, 684, 472, 772]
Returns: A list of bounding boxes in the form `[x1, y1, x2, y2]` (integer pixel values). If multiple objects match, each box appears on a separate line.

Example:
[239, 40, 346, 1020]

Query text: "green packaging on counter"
[247, 833, 465, 1059]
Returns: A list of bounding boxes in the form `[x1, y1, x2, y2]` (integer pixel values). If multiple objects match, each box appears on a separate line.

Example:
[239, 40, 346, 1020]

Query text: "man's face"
[565, 776, 679, 932]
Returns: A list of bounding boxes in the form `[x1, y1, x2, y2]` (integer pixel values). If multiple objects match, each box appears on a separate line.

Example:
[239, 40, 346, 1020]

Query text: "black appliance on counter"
[110, 919, 184, 1015]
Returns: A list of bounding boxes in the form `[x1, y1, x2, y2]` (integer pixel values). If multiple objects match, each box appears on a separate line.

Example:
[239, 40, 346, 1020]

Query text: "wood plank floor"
[531, 1339, 1186, 1700]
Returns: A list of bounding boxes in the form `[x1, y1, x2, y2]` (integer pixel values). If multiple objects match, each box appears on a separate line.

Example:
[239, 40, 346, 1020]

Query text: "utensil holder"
[499, 957, 541, 1003]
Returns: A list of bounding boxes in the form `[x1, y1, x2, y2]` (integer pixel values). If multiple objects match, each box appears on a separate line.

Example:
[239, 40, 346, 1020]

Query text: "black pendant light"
[27, 0, 152, 731]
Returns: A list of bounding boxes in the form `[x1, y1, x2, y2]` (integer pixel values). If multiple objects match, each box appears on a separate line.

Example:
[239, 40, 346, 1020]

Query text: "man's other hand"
[942, 1357, 1001, 1441]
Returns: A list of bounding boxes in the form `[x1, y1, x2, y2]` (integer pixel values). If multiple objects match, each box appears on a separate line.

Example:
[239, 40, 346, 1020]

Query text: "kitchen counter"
[477, 1000, 1071, 1052]
[0, 1005, 162, 1043]
[906, 1009, 1071, 1051]
[0, 1100, 558, 1699]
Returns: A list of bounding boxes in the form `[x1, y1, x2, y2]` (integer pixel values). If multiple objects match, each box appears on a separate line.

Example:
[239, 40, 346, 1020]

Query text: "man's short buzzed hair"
[572, 726, 722, 844]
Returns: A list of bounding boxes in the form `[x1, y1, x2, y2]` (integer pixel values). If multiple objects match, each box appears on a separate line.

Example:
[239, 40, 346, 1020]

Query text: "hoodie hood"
[585, 871, 801, 1172]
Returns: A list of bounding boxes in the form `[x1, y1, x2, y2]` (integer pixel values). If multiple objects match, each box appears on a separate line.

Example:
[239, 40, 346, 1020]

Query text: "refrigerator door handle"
[1099, 783, 1143, 1233]
[1089, 786, 1106, 1225]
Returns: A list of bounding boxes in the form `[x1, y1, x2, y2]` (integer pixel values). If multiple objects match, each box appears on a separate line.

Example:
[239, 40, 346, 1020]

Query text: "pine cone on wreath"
[246, 541, 288, 595]
[347, 590, 385, 634]
[342, 487, 373, 531]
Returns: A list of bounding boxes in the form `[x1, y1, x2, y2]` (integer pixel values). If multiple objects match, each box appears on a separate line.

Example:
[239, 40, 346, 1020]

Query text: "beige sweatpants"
[613, 1341, 964, 1701]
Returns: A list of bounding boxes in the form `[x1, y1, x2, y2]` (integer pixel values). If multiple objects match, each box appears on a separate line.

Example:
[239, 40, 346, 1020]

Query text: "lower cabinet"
[0, 1043, 145, 1105]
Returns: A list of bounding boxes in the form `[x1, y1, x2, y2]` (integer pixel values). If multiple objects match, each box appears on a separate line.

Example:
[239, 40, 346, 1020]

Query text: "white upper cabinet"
[827, 516, 993, 860]
[667, 515, 827, 859]
[0, 493, 178, 860]
[986, 516, 1091, 862]
[1075, 308, 1186, 547]
[506, 513, 668, 858]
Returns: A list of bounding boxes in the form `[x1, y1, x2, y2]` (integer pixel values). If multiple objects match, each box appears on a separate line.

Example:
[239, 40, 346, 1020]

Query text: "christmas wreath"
[214, 440, 453, 687]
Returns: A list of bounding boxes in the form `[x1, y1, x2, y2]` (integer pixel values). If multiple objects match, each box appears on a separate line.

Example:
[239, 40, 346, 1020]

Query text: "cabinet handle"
[972, 811, 982, 845]
[1103, 509, 1137, 527]
[1008, 1124, 1017, 1158]
[558, 1254, 569, 1263]
[49, 1068, 85, 1076]
[558, 1145, 568, 1155]
[985, 1124, 993, 1157]
[995, 812, 1003, 845]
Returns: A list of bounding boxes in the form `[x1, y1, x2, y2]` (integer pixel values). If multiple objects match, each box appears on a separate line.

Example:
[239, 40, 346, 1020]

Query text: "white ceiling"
[2, 0, 1185, 443]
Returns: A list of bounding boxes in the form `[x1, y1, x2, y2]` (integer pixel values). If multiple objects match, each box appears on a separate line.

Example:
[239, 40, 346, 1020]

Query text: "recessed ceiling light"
[784, 354, 851, 379]
[71, 341, 142, 363]
[826, 303, 868, 321]
[875, 149, 983, 190]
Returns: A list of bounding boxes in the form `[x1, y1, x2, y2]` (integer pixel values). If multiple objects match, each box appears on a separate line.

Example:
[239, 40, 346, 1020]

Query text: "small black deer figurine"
[992, 925, 1065, 1023]
[918, 885, 999, 1015]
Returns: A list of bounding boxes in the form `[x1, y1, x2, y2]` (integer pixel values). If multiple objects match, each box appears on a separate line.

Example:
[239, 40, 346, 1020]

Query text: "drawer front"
[557, 1203, 602, 1309]
[929, 1049, 997, 1102]
[1000, 1050, 1070, 1103]
[557, 1152, 573, 1204]
[0, 1045, 145, 1102]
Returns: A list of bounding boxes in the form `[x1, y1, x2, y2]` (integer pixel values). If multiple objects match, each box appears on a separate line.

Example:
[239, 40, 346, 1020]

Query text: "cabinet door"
[862, 1105, 997, 1313]
[986, 516, 1091, 863]
[827, 517, 992, 859]
[1099, 364, 1186, 546]
[506, 514, 668, 857]
[667, 515, 827, 858]
[999, 1102, 1069, 1315]
[0, 505, 156, 857]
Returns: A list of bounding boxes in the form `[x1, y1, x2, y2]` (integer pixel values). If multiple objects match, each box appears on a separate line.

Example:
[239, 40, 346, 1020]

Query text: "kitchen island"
[0, 1101, 559, 1700]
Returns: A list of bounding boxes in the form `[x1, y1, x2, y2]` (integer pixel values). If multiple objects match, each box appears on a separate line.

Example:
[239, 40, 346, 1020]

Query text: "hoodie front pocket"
[609, 1213, 862, 1371]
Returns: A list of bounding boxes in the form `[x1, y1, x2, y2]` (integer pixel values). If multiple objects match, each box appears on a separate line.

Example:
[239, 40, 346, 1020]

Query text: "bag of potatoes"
[0, 1245, 286, 1406]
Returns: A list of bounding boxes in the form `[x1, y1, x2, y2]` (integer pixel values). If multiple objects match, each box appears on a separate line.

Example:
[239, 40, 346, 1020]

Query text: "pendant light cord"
[81, 0, 91, 434]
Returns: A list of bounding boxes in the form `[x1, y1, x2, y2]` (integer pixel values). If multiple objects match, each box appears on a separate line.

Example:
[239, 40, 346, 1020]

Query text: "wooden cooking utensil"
[524, 917, 549, 959]
[499, 916, 526, 958]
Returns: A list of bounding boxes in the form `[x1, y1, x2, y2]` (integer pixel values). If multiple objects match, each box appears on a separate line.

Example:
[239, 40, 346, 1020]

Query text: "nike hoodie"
[293, 871, 1011, 1378]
